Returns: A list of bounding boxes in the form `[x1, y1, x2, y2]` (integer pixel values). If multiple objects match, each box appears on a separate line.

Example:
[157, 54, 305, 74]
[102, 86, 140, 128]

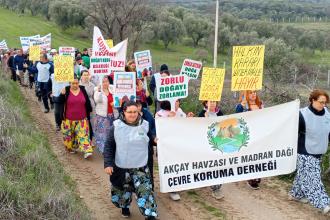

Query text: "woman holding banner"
[235, 90, 264, 190]
[93, 76, 114, 153]
[289, 89, 330, 214]
[60, 77, 93, 159]
[198, 100, 224, 200]
[104, 101, 158, 220]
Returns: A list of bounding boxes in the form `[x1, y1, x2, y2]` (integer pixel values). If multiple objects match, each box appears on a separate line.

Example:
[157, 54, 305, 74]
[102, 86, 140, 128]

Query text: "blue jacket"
[14, 55, 25, 71]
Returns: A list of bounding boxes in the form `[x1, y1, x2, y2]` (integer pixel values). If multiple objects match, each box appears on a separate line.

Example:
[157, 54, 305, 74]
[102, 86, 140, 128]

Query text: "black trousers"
[53, 97, 64, 127]
[39, 82, 52, 110]
[10, 68, 16, 81]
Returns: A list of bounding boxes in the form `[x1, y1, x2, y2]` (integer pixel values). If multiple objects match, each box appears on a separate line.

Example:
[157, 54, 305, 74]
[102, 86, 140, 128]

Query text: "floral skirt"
[94, 114, 114, 153]
[61, 118, 93, 153]
[111, 166, 158, 217]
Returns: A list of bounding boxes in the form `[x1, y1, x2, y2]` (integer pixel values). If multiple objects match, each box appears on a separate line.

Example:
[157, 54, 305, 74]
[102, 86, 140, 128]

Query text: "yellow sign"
[199, 67, 225, 101]
[231, 45, 265, 91]
[29, 45, 41, 62]
[106, 39, 114, 48]
[54, 55, 74, 82]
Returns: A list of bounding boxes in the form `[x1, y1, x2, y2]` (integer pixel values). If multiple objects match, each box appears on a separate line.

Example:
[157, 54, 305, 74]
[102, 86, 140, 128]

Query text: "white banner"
[20, 35, 40, 52]
[90, 26, 127, 75]
[0, 40, 8, 50]
[29, 33, 51, 51]
[156, 100, 299, 193]
[59, 47, 75, 57]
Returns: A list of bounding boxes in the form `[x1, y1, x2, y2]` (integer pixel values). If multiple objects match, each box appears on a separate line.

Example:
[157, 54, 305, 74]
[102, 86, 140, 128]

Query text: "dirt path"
[20, 86, 329, 220]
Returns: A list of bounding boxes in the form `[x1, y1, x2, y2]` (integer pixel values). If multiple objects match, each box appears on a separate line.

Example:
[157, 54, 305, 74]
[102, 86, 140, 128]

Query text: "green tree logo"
[207, 118, 250, 153]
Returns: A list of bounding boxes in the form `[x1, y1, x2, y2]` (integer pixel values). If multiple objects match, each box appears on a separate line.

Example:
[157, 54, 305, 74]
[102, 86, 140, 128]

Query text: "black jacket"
[60, 85, 92, 120]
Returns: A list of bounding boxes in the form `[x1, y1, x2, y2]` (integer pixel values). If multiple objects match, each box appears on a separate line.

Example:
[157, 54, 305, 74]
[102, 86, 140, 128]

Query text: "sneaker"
[323, 205, 330, 214]
[56, 125, 61, 132]
[84, 152, 92, 159]
[169, 192, 181, 201]
[211, 189, 224, 200]
[288, 194, 308, 204]
[247, 181, 260, 190]
[44, 109, 49, 113]
[121, 208, 130, 218]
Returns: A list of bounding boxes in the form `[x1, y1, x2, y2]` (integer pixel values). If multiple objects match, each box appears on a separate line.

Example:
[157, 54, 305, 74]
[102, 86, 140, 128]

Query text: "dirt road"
[21, 86, 329, 220]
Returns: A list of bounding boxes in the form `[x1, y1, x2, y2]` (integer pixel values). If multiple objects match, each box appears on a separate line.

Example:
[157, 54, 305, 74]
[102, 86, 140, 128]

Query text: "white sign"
[156, 100, 299, 193]
[90, 26, 127, 75]
[134, 50, 152, 78]
[29, 33, 51, 51]
[59, 47, 75, 57]
[0, 40, 8, 50]
[179, 59, 202, 79]
[20, 35, 40, 52]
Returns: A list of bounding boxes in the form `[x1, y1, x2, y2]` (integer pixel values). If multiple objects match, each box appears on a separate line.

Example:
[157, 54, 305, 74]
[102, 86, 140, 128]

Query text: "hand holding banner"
[199, 67, 225, 101]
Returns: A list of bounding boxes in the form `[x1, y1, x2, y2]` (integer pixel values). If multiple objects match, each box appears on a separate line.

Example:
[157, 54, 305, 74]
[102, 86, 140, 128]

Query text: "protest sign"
[20, 35, 40, 52]
[156, 74, 189, 111]
[29, 33, 52, 51]
[179, 59, 202, 79]
[54, 55, 74, 82]
[106, 39, 114, 48]
[113, 72, 136, 107]
[0, 40, 8, 50]
[59, 47, 75, 57]
[156, 100, 299, 192]
[29, 45, 41, 62]
[199, 68, 225, 101]
[134, 50, 152, 79]
[231, 45, 265, 91]
[90, 26, 127, 75]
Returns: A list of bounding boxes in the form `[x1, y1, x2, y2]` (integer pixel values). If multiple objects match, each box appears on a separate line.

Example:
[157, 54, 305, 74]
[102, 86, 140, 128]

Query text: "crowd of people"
[1, 47, 330, 218]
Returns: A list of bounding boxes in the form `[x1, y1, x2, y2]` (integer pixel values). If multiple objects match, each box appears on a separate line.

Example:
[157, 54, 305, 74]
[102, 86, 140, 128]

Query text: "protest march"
[1, 24, 330, 220]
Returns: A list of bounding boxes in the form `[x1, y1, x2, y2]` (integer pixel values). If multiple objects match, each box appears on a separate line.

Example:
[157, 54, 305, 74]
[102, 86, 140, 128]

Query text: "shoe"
[169, 192, 181, 201]
[56, 125, 61, 132]
[50, 103, 54, 110]
[323, 205, 330, 214]
[247, 181, 260, 190]
[44, 109, 49, 113]
[37, 96, 41, 102]
[121, 208, 130, 218]
[145, 217, 156, 220]
[84, 152, 92, 159]
[211, 189, 224, 200]
[288, 194, 308, 204]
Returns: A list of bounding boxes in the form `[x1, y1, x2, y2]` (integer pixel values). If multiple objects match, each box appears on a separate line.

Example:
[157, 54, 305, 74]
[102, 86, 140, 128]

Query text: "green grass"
[0, 71, 91, 219]
[0, 7, 91, 49]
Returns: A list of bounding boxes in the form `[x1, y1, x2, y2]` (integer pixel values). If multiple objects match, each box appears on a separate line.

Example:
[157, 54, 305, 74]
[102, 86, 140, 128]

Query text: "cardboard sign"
[179, 59, 202, 79]
[54, 55, 74, 82]
[199, 67, 225, 101]
[29, 45, 41, 62]
[59, 47, 75, 57]
[106, 39, 114, 48]
[113, 72, 136, 107]
[90, 26, 127, 75]
[231, 45, 265, 91]
[134, 50, 152, 79]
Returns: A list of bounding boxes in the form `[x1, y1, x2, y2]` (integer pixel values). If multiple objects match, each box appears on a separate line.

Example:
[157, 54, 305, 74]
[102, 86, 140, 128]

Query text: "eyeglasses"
[316, 100, 328, 105]
[125, 111, 138, 114]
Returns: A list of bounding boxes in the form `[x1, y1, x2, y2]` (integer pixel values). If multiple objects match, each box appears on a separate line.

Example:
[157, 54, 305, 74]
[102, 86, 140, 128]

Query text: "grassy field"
[0, 70, 91, 219]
